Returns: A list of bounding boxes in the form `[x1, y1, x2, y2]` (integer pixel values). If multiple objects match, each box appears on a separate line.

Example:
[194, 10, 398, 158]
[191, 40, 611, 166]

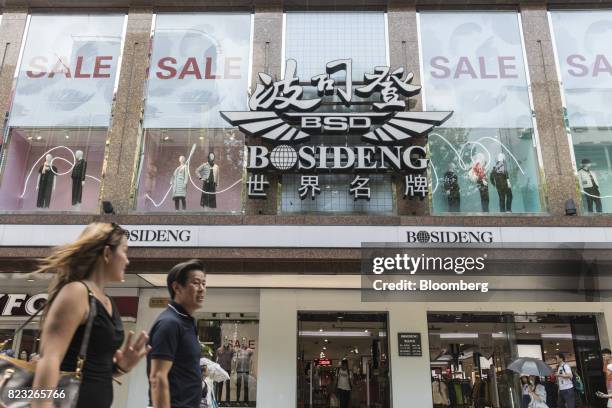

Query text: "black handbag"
[0, 289, 97, 407]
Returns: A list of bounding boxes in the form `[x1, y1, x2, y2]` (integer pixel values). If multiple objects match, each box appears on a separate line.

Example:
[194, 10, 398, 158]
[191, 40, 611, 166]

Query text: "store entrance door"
[297, 312, 390, 408]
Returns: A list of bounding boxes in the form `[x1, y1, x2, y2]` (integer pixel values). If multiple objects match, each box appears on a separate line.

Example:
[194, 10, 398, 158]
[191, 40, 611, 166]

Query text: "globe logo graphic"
[416, 231, 430, 243]
[270, 145, 298, 170]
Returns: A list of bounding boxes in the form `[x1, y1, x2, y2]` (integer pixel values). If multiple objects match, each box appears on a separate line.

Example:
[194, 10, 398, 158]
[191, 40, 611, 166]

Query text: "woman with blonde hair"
[32, 222, 150, 408]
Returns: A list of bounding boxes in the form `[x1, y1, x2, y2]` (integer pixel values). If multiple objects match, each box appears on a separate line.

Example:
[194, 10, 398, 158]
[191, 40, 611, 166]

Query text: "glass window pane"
[550, 10, 612, 213]
[9, 14, 125, 127]
[0, 128, 106, 212]
[134, 129, 244, 213]
[420, 11, 543, 214]
[282, 12, 391, 214]
[143, 13, 252, 129]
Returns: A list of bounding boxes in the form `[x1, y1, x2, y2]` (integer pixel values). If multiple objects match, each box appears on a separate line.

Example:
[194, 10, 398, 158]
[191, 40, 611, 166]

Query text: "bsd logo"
[300, 116, 371, 133]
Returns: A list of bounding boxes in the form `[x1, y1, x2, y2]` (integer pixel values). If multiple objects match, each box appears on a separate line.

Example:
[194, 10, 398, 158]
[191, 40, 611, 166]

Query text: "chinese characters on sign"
[221, 59, 452, 200]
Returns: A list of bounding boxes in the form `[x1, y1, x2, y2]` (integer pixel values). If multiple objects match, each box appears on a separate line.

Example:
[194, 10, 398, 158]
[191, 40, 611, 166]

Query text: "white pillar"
[124, 290, 165, 408]
[388, 303, 433, 407]
[256, 289, 297, 406]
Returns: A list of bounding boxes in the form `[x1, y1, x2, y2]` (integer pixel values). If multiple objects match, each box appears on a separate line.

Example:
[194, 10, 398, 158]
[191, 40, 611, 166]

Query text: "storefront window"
[134, 13, 251, 213]
[0, 128, 106, 211]
[419, 12, 544, 214]
[281, 12, 393, 214]
[550, 11, 612, 214]
[134, 129, 244, 212]
[0, 13, 125, 212]
[197, 313, 259, 406]
[428, 313, 604, 408]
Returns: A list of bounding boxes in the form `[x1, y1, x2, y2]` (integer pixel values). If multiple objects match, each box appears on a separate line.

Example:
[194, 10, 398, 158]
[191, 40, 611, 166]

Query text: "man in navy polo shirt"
[148, 259, 207, 408]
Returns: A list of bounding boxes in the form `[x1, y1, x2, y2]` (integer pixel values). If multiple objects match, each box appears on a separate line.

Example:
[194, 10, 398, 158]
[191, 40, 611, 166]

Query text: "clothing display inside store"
[429, 313, 604, 408]
[0, 128, 105, 212]
[197, 315, 259, 407]
[135, 129, 244, 213]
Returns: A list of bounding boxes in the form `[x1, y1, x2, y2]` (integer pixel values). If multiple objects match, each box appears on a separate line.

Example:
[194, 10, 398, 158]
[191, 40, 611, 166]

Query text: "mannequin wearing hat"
[577, 158, 602, 213]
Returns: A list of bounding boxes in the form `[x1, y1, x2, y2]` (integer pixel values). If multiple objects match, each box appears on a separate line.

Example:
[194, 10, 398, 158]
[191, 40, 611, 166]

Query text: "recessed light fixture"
[364, 330, 369, 333]
[319, 328, 323, 332]
[65, 135, 70, 139]
[27, 278, 34, 282]
[36, 136, 42, 140]
[199, 136, 204, 140]
[163, 136, 170, 141]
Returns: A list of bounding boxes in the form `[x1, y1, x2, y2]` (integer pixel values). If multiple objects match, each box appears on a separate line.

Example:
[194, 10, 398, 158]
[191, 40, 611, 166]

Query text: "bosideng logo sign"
[407, 230, 494, 244]
[220, 59, 452, 200]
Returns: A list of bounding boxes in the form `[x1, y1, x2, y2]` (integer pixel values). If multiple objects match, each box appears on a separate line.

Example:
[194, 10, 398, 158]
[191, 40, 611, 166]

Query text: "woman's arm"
[32, 283, 88, 408]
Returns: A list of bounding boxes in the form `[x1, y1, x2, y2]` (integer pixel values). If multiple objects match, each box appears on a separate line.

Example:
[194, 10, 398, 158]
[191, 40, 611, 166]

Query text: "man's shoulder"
[151, 308, 182, 331]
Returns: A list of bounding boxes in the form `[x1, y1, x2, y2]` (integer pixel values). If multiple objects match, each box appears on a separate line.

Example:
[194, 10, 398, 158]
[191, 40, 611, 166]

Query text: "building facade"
[0, 1, 612, 407]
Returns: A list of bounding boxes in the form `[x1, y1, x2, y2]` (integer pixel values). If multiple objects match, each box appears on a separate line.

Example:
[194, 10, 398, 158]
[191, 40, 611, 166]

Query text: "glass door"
[297, 312, 390, 408]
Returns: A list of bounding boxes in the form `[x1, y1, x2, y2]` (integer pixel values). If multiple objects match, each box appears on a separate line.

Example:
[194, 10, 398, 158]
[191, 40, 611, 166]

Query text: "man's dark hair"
[556, 352, 566, 361]
[166, 259, 205, 299]
[602, 348, 612, 355]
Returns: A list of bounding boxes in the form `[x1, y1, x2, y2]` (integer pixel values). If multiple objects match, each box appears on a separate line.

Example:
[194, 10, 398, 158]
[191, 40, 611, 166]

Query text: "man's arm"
[150, 359, 173, 408]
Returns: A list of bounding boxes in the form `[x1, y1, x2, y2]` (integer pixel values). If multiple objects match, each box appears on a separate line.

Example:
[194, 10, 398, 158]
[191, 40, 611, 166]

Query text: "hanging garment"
[432, 381, 449, 406]
[37, 164, 57, 208]
[71, 159, 87, 205]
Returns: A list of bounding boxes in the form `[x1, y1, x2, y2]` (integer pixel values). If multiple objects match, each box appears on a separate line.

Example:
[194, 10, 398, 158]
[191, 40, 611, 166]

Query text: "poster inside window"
[550, 11, 612, 213]
[0, 128, 105, 211]
[134, 129, 244, 213]
[143, 13, 251, 129]
[281, 12, 393, 214]
[9, 14, 125, 127]
[419, 12, 543, 214]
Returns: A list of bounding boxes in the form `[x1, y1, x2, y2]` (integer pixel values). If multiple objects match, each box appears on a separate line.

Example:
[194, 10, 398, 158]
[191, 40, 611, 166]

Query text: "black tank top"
[60, 283, 125, 407]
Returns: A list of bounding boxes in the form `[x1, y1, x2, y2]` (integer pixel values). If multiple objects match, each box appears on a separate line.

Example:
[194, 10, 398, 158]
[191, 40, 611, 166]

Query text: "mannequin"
[489, 152, 512, 212]
[36, 154, 57, 208]
[71, 150, 87, 207]
[443, 162, 460, 212]
[469, 153, 489, 212]
[170, 155, 188, 210]
[215, 336, 234, 403]
[578, 158, 602, 212]
[196, 152, 220, 209]
[235, 337, 253, 403]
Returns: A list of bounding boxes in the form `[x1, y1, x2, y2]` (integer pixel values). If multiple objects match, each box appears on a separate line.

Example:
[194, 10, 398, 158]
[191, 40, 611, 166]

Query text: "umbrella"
[200, 357, 230, 382]
[507, 357, 553, 376]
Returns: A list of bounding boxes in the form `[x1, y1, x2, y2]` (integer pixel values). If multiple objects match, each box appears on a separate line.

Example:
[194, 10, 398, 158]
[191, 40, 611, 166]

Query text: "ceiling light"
[322, 346, 326, 350]
[65, 135, 70, 139]
[541, 334, 573, 339]
[300, 331, 372, 337]
[364, 330, 369, 333]
[319, 328, 323, 332]
[27, 278, 34, 282]
[163, 136, 170, 141]
[199, 136, 204, 140]
[440, 333, 478, 339]
[324, 339, 329, 343]
[36, 136, 42, 140]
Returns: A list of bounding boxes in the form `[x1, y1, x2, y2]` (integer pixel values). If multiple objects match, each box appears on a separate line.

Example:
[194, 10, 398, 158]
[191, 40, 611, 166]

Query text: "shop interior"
[297, 312, 390, 408]
[196, 312, 259, 407]
[428, 313, 605, 408]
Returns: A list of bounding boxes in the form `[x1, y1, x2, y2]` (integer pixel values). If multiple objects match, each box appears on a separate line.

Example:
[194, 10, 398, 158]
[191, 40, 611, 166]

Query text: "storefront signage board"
[3, 225, 612, 247]
[398, 332, 422, 356]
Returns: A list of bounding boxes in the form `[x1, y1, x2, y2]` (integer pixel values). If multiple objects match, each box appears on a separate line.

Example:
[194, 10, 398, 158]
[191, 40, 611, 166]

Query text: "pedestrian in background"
[555, 352, 575, 408]
[32, 222, 150, 408]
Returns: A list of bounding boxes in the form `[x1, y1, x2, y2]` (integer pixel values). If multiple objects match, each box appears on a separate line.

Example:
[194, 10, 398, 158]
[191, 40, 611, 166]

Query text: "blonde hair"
[35, 222, 126, 315]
